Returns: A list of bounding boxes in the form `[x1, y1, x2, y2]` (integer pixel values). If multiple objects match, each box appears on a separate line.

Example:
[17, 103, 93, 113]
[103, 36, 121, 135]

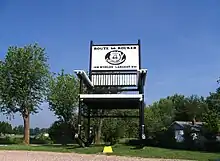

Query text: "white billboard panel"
[91, 45, 139, 71]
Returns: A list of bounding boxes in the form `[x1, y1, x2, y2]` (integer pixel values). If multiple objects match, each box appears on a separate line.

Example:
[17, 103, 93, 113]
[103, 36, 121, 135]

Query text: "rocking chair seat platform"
[80, 94, 143, 109]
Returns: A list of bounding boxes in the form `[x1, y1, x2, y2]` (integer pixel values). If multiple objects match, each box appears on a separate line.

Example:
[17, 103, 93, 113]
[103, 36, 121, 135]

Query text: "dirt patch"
[0, 150, 194, 161]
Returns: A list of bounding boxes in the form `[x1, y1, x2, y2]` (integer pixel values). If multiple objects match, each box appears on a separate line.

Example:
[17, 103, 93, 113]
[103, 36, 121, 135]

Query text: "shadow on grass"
[41, 144, 79, 149]
[40, 143, 105, 150]
[130, 146, 145, 150]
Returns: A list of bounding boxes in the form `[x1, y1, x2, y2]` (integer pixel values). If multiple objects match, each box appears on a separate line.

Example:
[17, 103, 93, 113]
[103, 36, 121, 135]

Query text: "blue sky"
[0, 0, 220, 128]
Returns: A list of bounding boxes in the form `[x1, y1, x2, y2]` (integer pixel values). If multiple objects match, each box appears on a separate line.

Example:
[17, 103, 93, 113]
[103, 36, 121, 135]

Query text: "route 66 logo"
[105, 50, 126, 65]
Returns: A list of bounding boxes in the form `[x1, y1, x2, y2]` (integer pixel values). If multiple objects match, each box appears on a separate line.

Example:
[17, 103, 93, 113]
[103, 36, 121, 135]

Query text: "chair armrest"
[137, 69, 147, 86]
[74, 70, 94, 89]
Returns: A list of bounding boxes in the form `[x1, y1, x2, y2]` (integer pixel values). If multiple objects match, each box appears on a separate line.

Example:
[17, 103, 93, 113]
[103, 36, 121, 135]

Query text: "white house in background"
[169, 121, 204, 143]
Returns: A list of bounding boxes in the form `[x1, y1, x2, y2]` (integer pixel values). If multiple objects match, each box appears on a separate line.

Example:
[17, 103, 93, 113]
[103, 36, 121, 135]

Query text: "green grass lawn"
[0, 144, 219, 161]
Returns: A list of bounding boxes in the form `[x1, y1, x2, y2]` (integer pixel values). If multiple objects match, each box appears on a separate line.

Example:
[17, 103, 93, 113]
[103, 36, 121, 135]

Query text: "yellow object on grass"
[103, 146, 113, 153]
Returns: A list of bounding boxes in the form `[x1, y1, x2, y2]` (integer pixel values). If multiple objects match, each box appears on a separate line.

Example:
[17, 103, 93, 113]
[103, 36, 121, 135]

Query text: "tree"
[123, 110, 139, 138]
[0, 121, 13, 135]
[99, 109, 138, 144]
[30, 128, 34, 135]
[48, 120, 76, 145]
[102, 118, 123, 145]
[47, 69, 79, 124]
[13, 125, 24, 135]
[203, 109, 220, 134]
[168, 94, 207, 122]
[0, 44, 50, 144]
[145, 98, 175, 135]
[206, 87, 220, 113]
[167, 94, 187, 121]
[34, 127, 40, 135]
[204, 87, 220, 134]
[184, 95, 207, 123]
[40, 128, 48, 133]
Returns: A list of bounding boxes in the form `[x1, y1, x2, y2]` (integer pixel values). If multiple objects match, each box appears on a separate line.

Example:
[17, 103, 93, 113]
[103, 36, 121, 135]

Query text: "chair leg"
[139, 101, 145, 142]
[77, 104, 81, 135]
[87, 108, 91, 144]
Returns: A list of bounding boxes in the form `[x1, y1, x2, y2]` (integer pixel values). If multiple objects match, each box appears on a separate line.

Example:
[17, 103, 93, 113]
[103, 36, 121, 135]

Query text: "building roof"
[170, 121, 205, 132]
[174, 121, 203, 126]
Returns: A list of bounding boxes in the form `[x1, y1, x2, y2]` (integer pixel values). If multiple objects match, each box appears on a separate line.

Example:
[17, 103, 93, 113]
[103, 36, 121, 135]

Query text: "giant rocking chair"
[74, 40, 147, 147]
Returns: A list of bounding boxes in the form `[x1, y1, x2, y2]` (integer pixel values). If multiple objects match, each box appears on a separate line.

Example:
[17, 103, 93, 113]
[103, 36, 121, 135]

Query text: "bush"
[154, 129, 177, 148]
[30, 133, 53, 144]
[48, 121, 75, 145]
[204, 140, 220, 152]
[30, 138, 53, 144]
[102, 118, 125, 145]
[0, 134, 55, 145]
[102, 127, 122, 145]
[0, 136, 23, 144]
[125, 139, 146, 146]
[103, 135, 119, 145]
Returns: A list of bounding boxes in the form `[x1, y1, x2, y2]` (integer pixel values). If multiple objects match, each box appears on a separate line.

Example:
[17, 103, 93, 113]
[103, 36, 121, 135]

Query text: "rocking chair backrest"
[89, 40, 141, 87]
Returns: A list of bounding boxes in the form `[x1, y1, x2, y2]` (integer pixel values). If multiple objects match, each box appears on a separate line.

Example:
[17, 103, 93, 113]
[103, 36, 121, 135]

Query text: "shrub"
[204, 140, 220, 152]
[183, 126, 195, 150]
[30, 133, 53, 144]
[102, 118, 125, 145]
[48, 121, 75, 145]
[102, 126, 121, 145]
[0, 136, 23, 144]
[154, 129, 177, 148]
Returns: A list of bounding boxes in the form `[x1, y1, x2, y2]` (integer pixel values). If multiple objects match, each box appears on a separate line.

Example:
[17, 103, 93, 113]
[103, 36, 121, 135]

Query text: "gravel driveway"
[0, 150, 194, 161]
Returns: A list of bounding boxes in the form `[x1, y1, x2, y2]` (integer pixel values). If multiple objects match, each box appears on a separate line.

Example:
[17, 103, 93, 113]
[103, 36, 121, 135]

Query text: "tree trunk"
[23, 110, 30, 145]
[192, 117, 196, 125]
[95, 118, 103, 144]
